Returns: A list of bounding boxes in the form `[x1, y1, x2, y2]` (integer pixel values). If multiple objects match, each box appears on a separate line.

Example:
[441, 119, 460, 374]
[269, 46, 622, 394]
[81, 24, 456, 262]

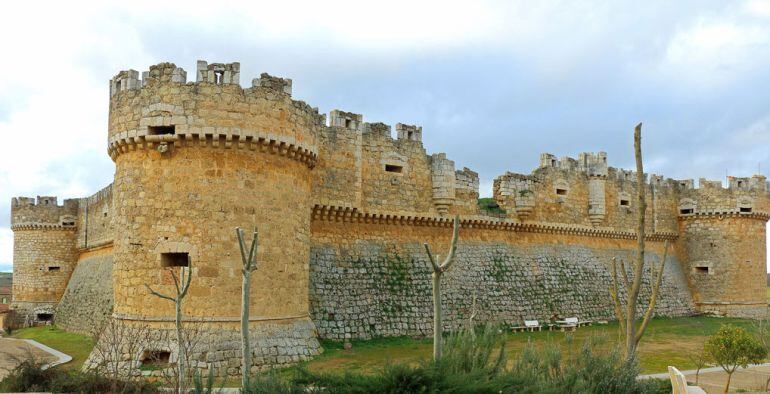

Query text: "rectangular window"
[680, 208, 694, 214]
[556, 188, 567, 196]
[694, 266, 709, 274]
[385, 164, 403, 173]
[620, 199, 629, 206]
[148, 125, 175, 135]
[740, 207, 752, 213]
[161, 252, 189, 268]
[48, 266, 60, 272]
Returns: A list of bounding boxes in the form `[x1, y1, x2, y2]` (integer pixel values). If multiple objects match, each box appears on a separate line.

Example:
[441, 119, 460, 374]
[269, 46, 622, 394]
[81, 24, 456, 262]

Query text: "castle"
[10, 60, 769, 376]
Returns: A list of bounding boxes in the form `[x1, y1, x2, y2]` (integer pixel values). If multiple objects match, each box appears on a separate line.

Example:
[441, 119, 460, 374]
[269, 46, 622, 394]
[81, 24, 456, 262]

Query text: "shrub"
[0, 359, 158, 393]
[705, 324, 767, 393]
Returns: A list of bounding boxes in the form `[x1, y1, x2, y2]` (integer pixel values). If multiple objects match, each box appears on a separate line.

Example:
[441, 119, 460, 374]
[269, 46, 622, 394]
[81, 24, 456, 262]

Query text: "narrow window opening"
[148, 125, 175, 136]
[680, 208, 694, 215]
[214, 71, 224, 84]
[556, 188, 567, 196]
[36, 313, 53, 322]
[115, 80, 121, 91]
[740, 207, 752, 213]
[385, 164, 403, 173]
[620, 199, 629, 206]
[345, 119, 352, 128]
[694, 266, 709, 274]
[62, 220, 75, 227]
[407, 131, 414, 139]
[141, 350, 171, 368]
[161, 252, 189, 268]
[48, 266, 60, 272]
[738, 181, 743, 187]
[551, 159, 556, 166]
[103, 212, 108, 217]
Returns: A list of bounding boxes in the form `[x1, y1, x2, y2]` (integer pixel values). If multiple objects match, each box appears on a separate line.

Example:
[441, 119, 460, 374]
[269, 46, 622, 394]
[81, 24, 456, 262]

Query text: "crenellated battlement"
[196, 60, 239, 84]
[396, 123, 422, 142]
[11, 196, 79, 229]
[252, 73, 292, 95]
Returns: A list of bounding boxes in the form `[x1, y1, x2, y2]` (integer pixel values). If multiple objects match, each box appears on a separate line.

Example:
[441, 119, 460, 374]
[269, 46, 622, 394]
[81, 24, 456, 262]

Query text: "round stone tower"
[678, 176, 770, 318]
[100, 61, 322, 376]
[10, 196, 78, 326]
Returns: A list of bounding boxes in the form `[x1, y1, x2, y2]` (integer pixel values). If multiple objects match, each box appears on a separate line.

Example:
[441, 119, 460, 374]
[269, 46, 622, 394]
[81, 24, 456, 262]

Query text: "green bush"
[0, 359, 158, 393]
[705, 324, 767, 392]
[247, 326, 670, 394]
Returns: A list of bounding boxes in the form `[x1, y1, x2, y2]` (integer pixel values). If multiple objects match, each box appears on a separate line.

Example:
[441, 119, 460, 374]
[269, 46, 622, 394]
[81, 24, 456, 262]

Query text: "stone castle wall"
[309, 219, 692, 340]
[55, 247, 114, 335]
[9, 59, 770, 374]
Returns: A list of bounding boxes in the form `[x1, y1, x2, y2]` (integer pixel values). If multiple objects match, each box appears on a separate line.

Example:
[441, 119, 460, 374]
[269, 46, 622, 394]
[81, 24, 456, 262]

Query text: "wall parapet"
[311, 204, 678, 241]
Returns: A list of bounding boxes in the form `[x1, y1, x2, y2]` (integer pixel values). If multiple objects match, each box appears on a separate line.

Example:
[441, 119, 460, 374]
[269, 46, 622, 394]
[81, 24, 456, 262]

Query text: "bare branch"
[439, 215, 460, 271]
[619, 259, 630, 290]
[635, 240, 669, 343]
[145, 284, 175, 303]
[247, 227, 258, 271]
[423, 243, 439, 273]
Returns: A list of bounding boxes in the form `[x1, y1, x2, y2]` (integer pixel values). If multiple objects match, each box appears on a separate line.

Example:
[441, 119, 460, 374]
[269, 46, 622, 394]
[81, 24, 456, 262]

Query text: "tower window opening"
[161, 252, 189, 268]
[345, 119, 352, 128]
[149, 125, 175, 136]
[385, 164, 403, 173]
[37, 313, 53, 322]
[694, 266, 709, 274]
[62, 220, 75, 227]
[408, 131, 414, 139]
[620, 199, 629, 206]
[115, 80, 121, 91]
[556, 188, 567, 196]
[740, 207, 752, 213]
[680, 208, 694, 215]
[48, 266, 60, 272]
[551, 159, 557, 166]
[214, 71, 224, 84]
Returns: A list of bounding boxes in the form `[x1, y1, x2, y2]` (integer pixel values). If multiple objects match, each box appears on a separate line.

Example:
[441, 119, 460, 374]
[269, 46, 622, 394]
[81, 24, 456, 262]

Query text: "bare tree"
[608, 123, 669, 359]
[145, 258, 192, 392]
[236, 226, 259, 389]
[686, 344, 710, 386]
[423, 215, 460, 361]
[89, 318, 149, 383]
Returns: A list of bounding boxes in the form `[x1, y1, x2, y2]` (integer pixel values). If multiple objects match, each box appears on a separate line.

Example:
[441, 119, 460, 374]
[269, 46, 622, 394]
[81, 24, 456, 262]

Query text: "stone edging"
[107, 128, 318, 168]
[311, 204, 679, 241]
[21, 339, 72, 370]
[112, 312, 310, 323]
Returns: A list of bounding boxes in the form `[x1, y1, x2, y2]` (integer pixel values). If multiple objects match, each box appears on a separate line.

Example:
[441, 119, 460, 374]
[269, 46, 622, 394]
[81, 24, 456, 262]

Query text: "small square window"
[385, 164, 403, 173]
[148, 126, 175, 135]
[556, 188, 567, 196]
[620, 199, 629, 206]
[694, 266, 709, 274]
[161, 252, 189, 268]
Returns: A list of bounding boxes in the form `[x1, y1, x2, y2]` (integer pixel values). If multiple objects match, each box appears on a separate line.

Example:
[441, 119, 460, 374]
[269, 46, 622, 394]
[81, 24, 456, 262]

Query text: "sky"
[1, 0, 770, 272]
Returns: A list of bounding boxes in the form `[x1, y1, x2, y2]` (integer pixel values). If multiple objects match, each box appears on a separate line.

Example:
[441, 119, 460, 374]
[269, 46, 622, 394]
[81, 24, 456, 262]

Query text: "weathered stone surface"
[56, 250, 113, 335]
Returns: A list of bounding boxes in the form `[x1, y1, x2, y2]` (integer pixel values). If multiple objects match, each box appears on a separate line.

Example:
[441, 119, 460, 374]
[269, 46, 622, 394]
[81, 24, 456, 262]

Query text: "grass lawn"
[11, 325, 94, 370]
[302, 316, 757, 375]
[4, 316, 759, 376]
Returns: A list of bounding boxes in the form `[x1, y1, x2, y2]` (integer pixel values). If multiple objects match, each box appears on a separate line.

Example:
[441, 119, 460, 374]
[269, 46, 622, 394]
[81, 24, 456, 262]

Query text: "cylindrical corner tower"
[100, 61, 323, 376]
[10, 197, 78, 326]
[680, 212, 768, 317]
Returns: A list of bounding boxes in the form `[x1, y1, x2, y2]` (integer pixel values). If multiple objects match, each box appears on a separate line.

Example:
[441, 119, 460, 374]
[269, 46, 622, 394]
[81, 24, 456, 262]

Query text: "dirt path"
[0, 337, 59, 380]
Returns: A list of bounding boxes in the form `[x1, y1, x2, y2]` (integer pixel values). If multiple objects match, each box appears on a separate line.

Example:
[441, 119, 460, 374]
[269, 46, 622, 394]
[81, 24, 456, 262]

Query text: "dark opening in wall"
[214, 71, 224, 84]
[385, 164, 403, 173]
[620, 199, 629, 206]
[149, 125, 175, 135]
[141, 350, 171, 367]
[740, 207, 752, 213]
[115, 80, 121, 91]
[161, 252, 189, 268]
[680, 208, 694, 215]
[694, 266, 709, 274]
[37, 313, 53, 322]
[345, 119, 352, 128]
[556, 188, 567, 196]
[408, 131, 414, 139]
[48, 266, 60, 272]
[62, 220, 75, 227]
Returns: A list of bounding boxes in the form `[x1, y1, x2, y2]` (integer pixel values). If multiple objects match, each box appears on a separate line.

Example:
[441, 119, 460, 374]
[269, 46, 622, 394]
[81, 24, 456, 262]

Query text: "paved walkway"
[0, 337, 70, 380]
[642, 363, 770, 393]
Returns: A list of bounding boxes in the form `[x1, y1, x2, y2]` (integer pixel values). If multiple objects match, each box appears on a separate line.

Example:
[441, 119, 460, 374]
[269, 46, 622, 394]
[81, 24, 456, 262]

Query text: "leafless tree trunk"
[608, 123, 669, 360]
[146, 257, 192, 393]
[89, 319, 149, 382]
[423, 215, 460, 361]
[236, 226, 259, 389]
